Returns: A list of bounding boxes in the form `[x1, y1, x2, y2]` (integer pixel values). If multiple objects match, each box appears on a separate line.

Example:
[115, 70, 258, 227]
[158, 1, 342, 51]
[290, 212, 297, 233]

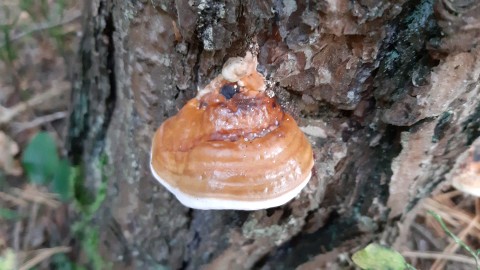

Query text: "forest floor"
[0, 1, 478, 270]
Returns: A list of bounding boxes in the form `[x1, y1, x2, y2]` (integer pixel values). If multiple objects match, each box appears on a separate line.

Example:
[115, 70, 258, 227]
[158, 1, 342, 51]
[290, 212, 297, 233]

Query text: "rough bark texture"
[67, 0, 480, 269]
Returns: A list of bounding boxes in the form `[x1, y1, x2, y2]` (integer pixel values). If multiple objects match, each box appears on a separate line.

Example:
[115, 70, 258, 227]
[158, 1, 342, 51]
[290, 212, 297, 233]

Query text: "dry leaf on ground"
[0, 131, 22, 176]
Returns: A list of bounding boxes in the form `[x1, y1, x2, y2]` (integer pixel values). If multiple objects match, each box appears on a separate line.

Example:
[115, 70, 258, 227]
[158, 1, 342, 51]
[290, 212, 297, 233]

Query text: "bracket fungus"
[452, 141, 480, 197]
[150, 52, 314, 210]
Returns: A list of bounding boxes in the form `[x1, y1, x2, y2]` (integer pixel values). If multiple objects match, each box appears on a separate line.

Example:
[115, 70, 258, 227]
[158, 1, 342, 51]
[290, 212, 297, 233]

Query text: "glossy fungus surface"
[150, 52, 314, 210]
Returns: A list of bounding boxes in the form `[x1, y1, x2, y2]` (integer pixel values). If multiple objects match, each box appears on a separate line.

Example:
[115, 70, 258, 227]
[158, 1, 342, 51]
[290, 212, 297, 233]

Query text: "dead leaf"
[0, 131, 23, 176]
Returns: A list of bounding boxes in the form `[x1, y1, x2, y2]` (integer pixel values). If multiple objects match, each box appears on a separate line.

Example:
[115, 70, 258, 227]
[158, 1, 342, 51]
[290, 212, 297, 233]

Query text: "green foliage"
[70, 154, 111, 270]
[22, 131, 60, 185]
[22, 131, 73, 201]
[52, 254, 74, 270]
[428, 210, 480, 270]
[0, 249, 15, 270]
[20, 131, 111, 269]
[0, 208, 19, 220]
[80, 226, 108, 270]
[52, 159, 74, 201]
[71, 155, 108, 218]
[352, 243, 415, 270]
[0, 26, 17, 63]
[352, 211, 480, 270]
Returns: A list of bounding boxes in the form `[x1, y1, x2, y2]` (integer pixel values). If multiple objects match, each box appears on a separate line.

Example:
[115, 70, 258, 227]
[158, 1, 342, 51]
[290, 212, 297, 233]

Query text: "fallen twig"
[18, 246, 71, 270]
[0, 84, 68, 125]
[402, 250, 476, 266]
[13, 186, 61, 208]
[12, 111, 67, 134]
[13, 221, 21, 269]
[0, 191, 28, 207]
[429, 205, 480, 270]
[22, 202, 39, 250]
[410, 223, 444, 250]
[423, 198, 480, 231]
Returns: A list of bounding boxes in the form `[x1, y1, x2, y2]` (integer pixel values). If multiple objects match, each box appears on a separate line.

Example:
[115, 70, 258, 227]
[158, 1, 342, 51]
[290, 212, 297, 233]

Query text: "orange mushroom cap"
[150, 52, 314, 210]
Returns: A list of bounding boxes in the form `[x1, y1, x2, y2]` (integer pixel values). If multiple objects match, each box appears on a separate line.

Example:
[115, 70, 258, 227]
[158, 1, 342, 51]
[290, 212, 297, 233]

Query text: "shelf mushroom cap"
[150, 53, 314, 210]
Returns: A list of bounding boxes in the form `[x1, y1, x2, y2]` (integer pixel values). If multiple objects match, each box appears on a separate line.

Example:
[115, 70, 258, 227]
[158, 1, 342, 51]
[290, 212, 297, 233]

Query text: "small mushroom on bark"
[150, 52, 314, 210]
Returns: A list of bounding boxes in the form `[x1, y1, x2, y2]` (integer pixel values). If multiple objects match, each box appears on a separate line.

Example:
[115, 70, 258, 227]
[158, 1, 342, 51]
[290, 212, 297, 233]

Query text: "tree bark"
[67, 0, 480, 269]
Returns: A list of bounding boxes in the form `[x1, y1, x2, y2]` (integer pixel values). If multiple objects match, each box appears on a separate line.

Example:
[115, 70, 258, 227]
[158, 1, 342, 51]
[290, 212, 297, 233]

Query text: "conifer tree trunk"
[68, 0, 480, 268]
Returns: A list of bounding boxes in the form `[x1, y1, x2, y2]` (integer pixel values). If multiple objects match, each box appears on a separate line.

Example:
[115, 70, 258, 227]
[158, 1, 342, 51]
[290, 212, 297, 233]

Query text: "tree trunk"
[67, 0, 480, 269]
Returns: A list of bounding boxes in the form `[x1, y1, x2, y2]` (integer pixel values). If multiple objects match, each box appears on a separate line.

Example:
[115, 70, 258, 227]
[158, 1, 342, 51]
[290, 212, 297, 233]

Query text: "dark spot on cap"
[199, 101, 208, 109]
[220, 84, 237, 99]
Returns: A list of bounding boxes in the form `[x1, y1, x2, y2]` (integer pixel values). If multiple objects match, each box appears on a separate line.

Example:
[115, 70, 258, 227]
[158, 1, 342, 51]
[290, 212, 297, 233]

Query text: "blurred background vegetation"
[1, 1, 479, 270]
[0, 1, 111, 269]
